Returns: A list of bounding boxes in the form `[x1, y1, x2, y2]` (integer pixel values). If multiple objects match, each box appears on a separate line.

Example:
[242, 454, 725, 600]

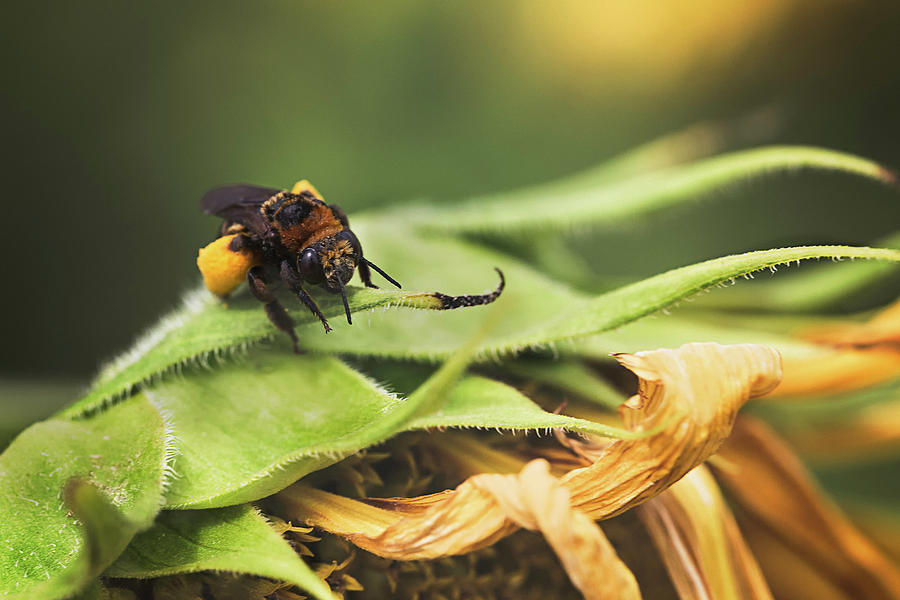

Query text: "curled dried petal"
[280, 461, 639, 600]
[280, 342, 782, 598]
[713, 416, 900, 599]
[471, 460, 640, 600]
[562, 342, 782, 518]
[638, 466, 773, 600]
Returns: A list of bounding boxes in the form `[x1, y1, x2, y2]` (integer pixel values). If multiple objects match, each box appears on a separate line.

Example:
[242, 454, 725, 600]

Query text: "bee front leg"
[280, 260, 333, 333]
[248, 266, 301, 354]
[357, 257, 377, 288]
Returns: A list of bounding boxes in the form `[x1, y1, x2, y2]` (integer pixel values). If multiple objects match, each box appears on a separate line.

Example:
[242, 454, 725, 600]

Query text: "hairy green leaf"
[572, 313, 825, 361]
[154, 333, 489, 509]
[498, 359, 625, 409]
[143, 340, 634, 509]
[60, 279, 500, 419]
[150, 352, 401, 509]
[0, 395, 171, 598]
[302, 243, 900, 359]
[415, 146, 897, 234]
[408, 375, 637, 437]
[692, 231, 900, 312]
[106, 504, 334, 600]
[500, 246, 900, 353]
[63, 237, 900, 427]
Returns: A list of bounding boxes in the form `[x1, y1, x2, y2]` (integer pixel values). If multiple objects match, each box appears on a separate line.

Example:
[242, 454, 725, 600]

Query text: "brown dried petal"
[638, 465, 773, 600]
[713, 416, 900, 599]
[562, 342, 782, 518]
[470, 460, 640, 600]
[283, 461, 639, 600]
[280, 343, 782, 598]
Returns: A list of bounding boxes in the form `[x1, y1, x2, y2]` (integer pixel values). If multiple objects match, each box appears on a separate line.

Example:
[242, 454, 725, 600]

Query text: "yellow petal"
[739, 520, 854, 600]
[281, 460, 639, 600]
[803, 296, 900, 347]
[779, 398, 900, 462]
[471, 460, 640, 600]
[775, 348, 900, 397]
[561, 342, 782, 518]
[637, 465, 773, 600]
[712, 416, 900, 599]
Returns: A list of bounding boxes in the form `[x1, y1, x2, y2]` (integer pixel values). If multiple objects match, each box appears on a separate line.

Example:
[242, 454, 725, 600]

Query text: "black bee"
[197, 180, 504, 353]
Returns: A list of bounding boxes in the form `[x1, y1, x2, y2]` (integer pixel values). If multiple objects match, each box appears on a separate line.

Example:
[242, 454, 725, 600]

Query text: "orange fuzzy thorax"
[197, 234, 260, 297]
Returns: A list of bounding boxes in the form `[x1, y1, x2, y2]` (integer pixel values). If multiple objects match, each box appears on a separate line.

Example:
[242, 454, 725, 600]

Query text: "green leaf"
[0, 395, 171, 598]
[571, 313, 826, 362]
[408, 375, 639, 438]
[155, 333, 486, 509]
[498, 359, 625, 410]
[293, 226, 581, 360]
[63, 238, 900, 428]
[301, 243, 900, 360]
[151, 352, 402, 509]
[60, 279, 499, 419]
[492, 246, 900, 355]
[691, 231, 900, 313]
[106, 504, 334, 600]
[143, 337, 637, 509]
[415, 146, 898, 235]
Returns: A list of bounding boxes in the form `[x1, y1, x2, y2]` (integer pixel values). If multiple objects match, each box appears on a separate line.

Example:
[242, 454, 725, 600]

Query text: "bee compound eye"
[299, 248, 325, 283]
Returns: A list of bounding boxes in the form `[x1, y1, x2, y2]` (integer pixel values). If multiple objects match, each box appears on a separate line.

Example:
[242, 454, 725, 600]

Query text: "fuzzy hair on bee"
[197, 180, 504, 353]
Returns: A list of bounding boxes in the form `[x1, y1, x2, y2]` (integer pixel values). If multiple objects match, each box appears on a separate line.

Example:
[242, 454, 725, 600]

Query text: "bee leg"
[356, 257, 378, 288]
[280, 260, 333, 333]
[248, 266, 301, 354]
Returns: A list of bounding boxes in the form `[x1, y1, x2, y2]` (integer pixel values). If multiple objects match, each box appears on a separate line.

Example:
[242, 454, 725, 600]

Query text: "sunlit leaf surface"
[414, 146, 897, 234]
[0, 396, 171, 598]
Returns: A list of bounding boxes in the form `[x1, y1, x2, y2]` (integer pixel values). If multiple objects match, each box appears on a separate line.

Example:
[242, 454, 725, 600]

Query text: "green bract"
[2, 142, 898, 599]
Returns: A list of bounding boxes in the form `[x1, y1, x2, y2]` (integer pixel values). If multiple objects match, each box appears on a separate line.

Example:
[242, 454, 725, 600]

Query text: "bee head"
[299, 231, 361, 324]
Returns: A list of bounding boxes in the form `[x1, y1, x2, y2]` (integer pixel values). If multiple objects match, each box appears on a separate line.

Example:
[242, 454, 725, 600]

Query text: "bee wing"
[201, 184, 281, 234]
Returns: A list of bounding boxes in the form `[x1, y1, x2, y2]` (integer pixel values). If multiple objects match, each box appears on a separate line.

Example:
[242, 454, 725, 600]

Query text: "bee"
[197, 180, 504, 353]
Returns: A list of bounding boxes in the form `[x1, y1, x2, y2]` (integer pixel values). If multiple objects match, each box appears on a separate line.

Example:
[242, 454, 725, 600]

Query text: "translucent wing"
[201, 184, 281, 235]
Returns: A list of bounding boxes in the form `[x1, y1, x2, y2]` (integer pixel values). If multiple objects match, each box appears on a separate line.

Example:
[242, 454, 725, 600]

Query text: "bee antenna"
[337, 278, 352, 325]
[362, 258, 402, 289]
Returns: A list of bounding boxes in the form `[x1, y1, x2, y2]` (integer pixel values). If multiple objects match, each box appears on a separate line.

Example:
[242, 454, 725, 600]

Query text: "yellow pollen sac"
[197, 234, 260, 297]
[291, 179, 324, 200]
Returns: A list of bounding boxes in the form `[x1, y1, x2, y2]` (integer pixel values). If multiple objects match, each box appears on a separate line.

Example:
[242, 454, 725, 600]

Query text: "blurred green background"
[3, 1, 900, 417]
